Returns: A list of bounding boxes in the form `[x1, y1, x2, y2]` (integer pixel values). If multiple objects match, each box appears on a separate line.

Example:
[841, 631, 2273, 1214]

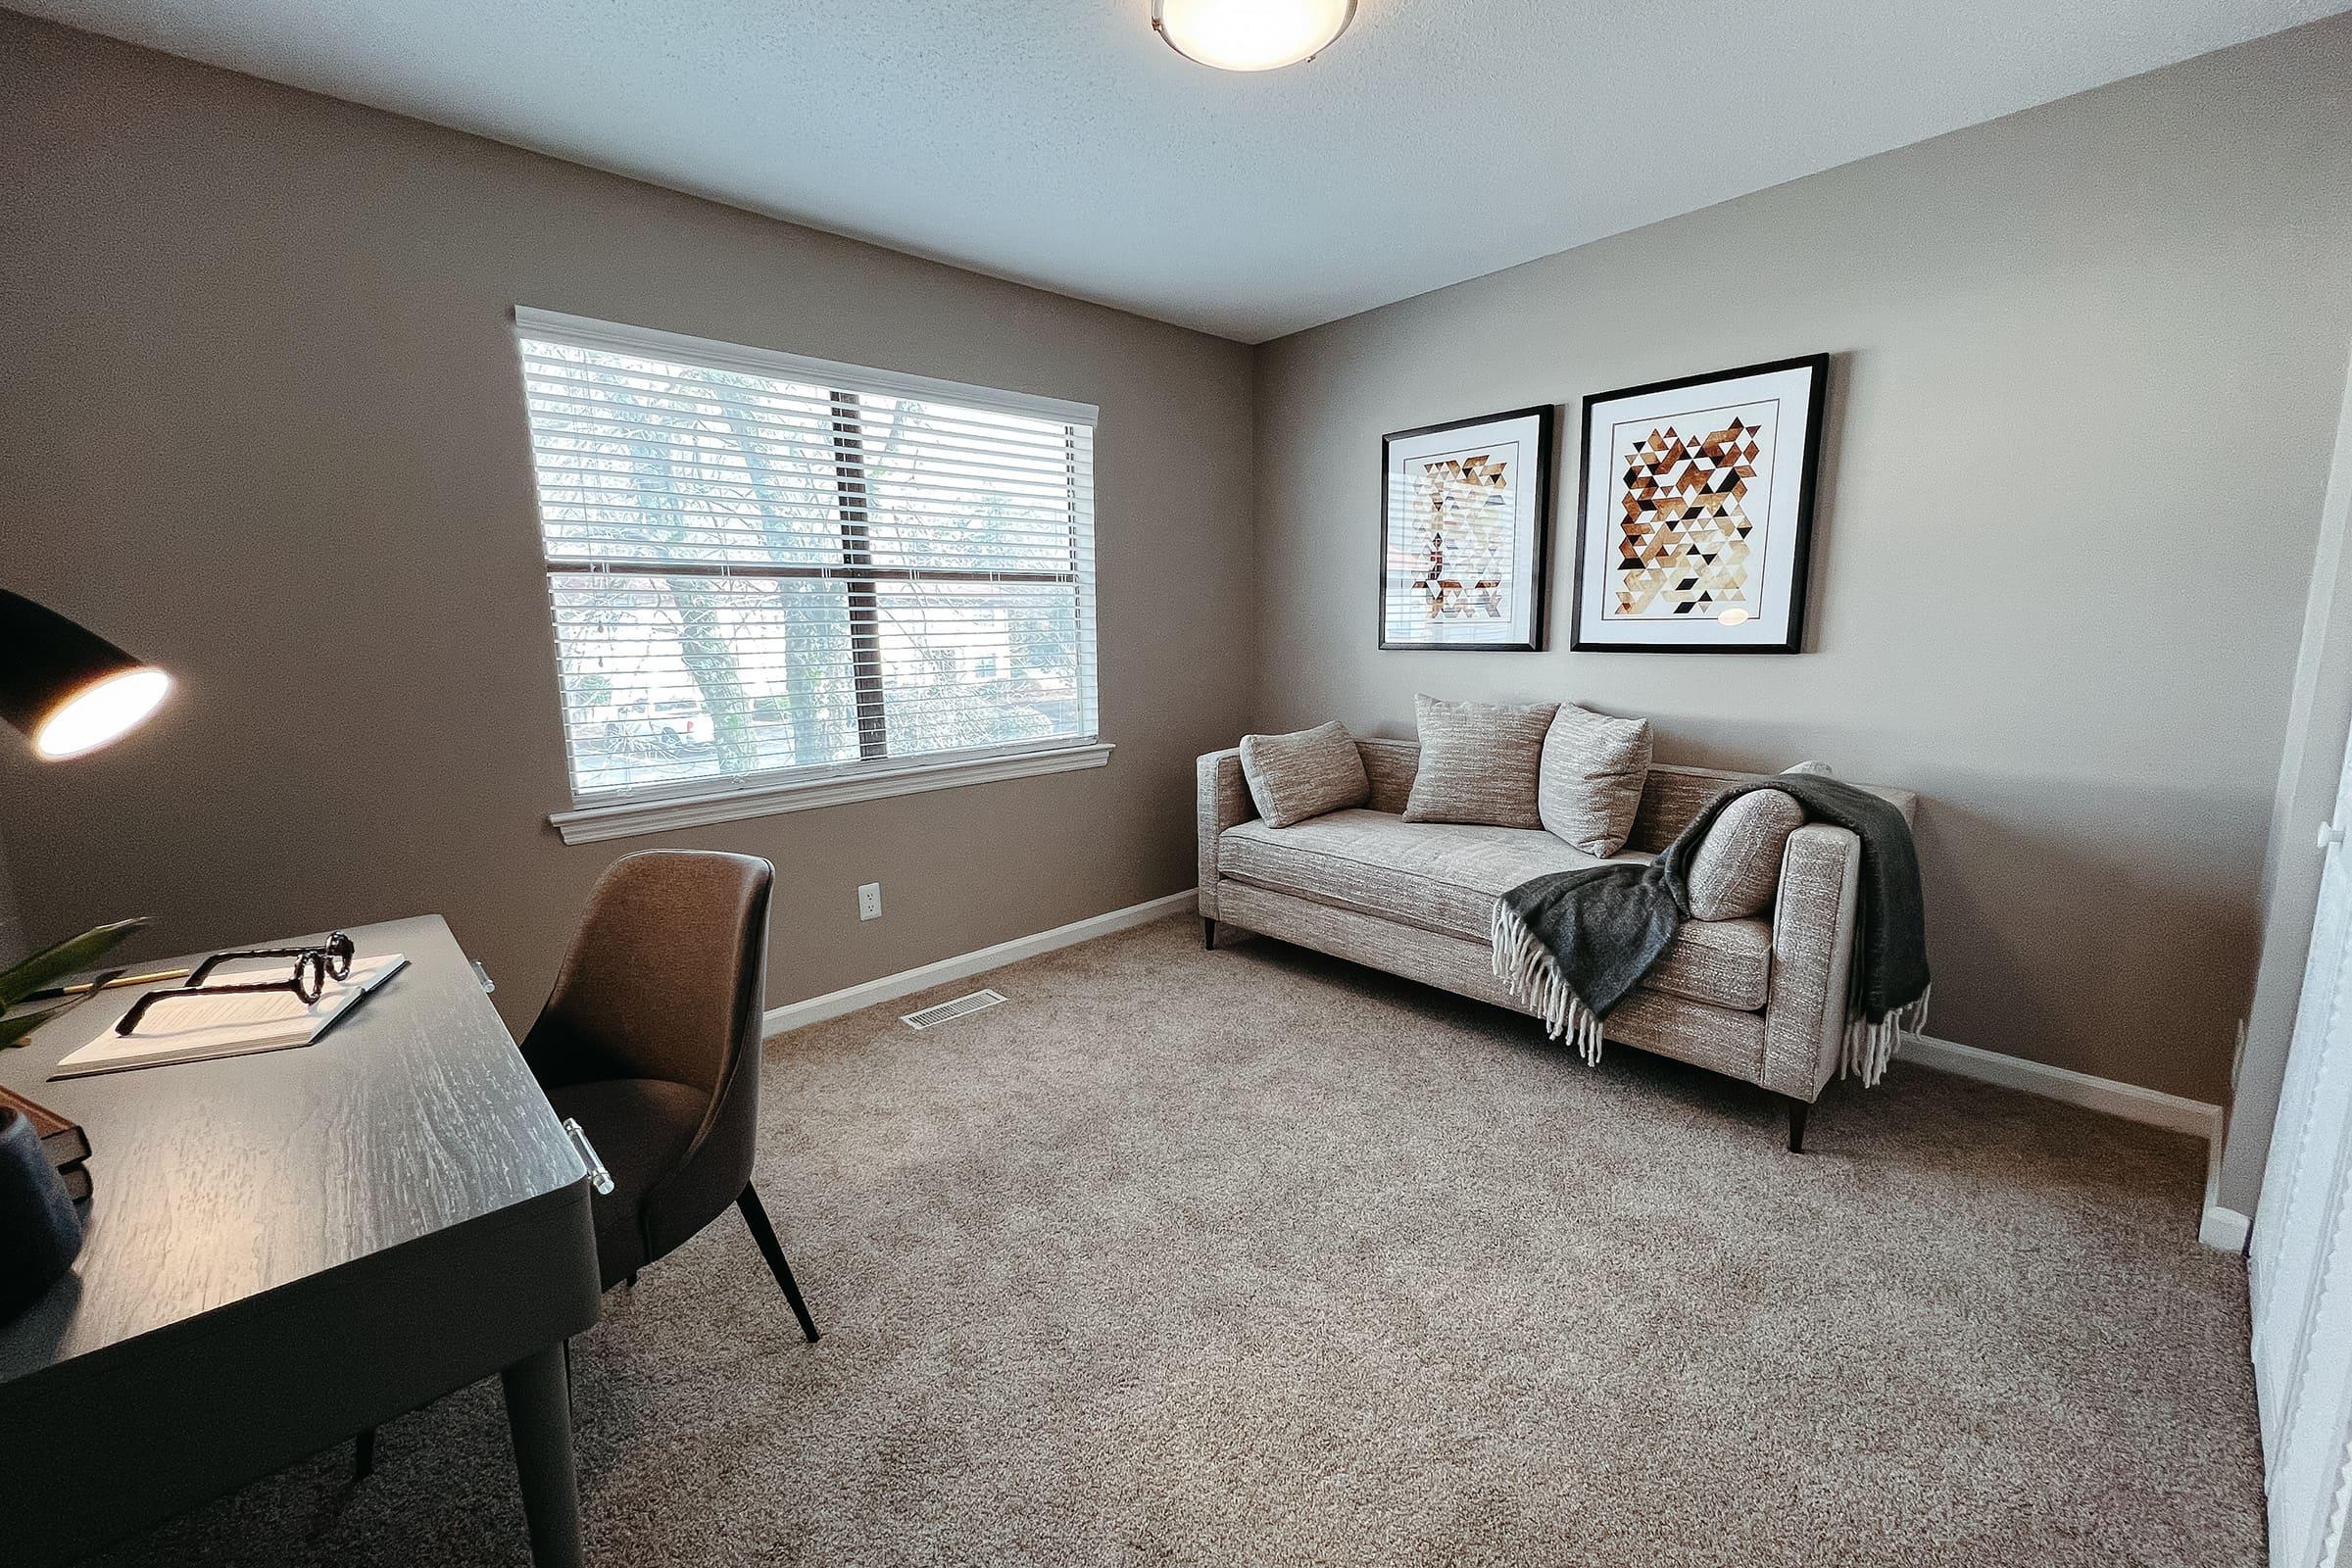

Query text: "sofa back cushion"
[1402, 695, 1559, 828]
[1624, 768, 1746, 853]
[1362, 734, 1748, 843]
[1537, 705, 1651, 855]
[1358, 737, 1422, 813]
[1683, 789, 1807, 919]
[1351, 739, 1917, 849]
[1239, 720, 1372, 828]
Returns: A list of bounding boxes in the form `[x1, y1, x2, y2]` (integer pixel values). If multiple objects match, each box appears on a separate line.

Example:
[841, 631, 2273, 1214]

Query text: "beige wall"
[1251, 19, 2352, 1103]
[0, 14, 1255, 1029]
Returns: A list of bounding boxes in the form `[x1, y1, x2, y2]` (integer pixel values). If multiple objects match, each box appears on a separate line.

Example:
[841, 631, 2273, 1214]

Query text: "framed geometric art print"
[1379, 406, 1555, 652]
[1570, 354, 1828, 654]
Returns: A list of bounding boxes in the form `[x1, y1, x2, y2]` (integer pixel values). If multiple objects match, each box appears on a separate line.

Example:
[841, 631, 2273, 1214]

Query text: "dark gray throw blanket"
[1492, 775, 1931, 1086]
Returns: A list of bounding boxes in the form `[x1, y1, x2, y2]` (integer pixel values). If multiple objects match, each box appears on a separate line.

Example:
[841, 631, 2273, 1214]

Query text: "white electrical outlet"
[858, 882, 883, 921]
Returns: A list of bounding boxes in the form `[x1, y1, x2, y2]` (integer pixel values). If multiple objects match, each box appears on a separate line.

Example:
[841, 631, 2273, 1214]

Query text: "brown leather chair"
[523, 849, 818, 1335]
[355, 850, 816, 1479]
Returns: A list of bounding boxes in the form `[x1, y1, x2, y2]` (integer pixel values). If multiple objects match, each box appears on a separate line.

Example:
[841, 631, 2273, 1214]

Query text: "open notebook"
[50, 954, 409, 1080]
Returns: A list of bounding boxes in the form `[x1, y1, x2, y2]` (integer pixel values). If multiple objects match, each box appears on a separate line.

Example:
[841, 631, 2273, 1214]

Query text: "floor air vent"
[902, 989, 1006, 1030]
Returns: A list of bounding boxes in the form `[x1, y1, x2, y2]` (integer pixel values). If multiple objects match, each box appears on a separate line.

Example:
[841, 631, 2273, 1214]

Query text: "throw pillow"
[1685, 789, 1807, 921]
[1537, 704, 1652, 855]
[1401, 695, 1559, 828]
[1239, 720, 1371, 829]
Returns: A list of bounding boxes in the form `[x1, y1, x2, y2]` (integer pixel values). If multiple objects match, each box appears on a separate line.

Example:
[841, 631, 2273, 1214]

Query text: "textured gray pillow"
[1240, 721, 1371, 829]
[1538, 705, 1652, 855]
[1686, 789, 1806, 920]
[1402, 695, 1559, 828]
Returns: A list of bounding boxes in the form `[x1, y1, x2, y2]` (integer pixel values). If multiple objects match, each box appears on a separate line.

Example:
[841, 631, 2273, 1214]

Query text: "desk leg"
[501, 1342, 584, 1568]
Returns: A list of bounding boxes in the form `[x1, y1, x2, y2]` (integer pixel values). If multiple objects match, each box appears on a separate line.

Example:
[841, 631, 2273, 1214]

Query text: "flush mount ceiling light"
[1152, 0, 1357, 73]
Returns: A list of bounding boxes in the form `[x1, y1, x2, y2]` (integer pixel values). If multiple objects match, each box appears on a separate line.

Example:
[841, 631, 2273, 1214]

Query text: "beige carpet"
[95, 915, 2263, 1567]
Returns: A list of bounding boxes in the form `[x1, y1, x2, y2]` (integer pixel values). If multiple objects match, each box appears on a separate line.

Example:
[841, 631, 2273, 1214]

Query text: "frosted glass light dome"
[1152, 0, 1357, 72]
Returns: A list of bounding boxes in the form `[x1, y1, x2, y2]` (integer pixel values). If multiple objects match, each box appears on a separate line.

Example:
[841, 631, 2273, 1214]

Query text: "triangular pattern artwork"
[1412, 451, 1514, 623]
[1615, 417, 1763, 616]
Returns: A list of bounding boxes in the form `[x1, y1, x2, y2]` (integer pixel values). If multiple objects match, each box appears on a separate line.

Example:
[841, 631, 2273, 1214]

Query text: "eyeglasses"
[115, 933, 357, 1036]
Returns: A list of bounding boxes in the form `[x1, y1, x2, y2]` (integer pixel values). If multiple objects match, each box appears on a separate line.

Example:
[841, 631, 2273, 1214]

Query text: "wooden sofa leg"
[1202, 917, 1216, 951]
[1786, 1097, 1810, 1154]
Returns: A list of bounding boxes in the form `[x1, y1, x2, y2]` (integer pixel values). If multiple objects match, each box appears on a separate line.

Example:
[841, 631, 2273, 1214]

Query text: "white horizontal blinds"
[516, 313, 1099, 805]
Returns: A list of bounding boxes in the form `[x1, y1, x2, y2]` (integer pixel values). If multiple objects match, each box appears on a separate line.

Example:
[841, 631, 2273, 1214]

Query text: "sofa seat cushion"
[1218, 809, 1771, 1011]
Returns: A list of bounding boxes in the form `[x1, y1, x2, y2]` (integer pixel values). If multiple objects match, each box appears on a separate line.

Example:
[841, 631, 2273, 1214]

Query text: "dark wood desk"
[0, 915, 601, 1566]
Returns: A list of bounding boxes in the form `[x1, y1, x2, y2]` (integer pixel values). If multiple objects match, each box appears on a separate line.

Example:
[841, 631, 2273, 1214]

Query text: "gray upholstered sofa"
[1196, 736, 1917, 1148]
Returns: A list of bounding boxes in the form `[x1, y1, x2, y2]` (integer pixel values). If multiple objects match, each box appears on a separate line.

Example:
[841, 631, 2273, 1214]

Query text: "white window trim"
[514, 307, 1099, 427]
[514, 307, 1107, 841]
[549, 739, 1114, 845]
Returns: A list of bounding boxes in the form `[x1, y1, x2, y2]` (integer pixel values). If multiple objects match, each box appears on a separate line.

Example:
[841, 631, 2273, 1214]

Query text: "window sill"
[547, 741, 1115, 846]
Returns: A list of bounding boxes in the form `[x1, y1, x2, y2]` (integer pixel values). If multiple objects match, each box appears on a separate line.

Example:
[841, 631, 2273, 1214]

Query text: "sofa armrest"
[1197, 748, 1256, 919]
[1862, 784, 1918, 828]
[1759, 822, 1862, 1101]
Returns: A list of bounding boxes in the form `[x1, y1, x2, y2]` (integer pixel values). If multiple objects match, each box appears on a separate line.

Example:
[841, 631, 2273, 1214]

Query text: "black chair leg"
[737, 1184, 820, 1343]
[353, 1426, 376, 1481]
[1202, 917, 1216, 951]
[1786, 1097, 1810, 1154]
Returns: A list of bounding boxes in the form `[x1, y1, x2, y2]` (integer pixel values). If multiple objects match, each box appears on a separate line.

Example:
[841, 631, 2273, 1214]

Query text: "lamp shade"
[0, 590, 172, 760]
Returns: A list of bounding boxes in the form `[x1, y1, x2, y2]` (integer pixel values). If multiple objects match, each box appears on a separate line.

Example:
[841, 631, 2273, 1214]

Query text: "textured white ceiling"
[21, 0, 2348, 341]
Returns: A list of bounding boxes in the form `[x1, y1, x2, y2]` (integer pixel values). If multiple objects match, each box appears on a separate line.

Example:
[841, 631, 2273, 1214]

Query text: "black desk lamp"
[0, 589, 175, 1312]
[0, 589, 172, 759]
[0, 589, 166, 1028]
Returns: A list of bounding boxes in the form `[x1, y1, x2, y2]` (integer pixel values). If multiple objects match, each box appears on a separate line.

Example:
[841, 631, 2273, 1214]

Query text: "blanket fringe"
[1492, 904, 1604, 1064]
[1840, 985, 1932, 1088]
[1494, 904, 1932, 1089]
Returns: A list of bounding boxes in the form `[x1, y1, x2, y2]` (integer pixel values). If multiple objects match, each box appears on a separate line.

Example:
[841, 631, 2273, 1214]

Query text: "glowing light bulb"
[33, 667, 172, 759]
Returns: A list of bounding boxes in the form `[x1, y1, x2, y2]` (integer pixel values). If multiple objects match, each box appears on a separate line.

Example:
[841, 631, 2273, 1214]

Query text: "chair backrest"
[522, 850, 775, 1102]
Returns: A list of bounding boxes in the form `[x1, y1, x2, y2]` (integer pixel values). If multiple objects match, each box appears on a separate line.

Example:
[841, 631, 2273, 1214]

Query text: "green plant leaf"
[0, 917, 150, 1008]
[0, 1009, 57, 1048]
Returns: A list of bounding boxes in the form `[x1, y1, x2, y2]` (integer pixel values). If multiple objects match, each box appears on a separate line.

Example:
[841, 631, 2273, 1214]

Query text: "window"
[514, 310, 1104, 842]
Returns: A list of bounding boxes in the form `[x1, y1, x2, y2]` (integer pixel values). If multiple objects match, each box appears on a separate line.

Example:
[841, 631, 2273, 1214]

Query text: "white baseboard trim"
[2199, 1204, 2251, 1251]
[1901, 1032, 2243, 1252]
[1901, 1032, 2223, 1141]
[762, 889, 1198, 1037]
[2199, 1129, 2251, 1253]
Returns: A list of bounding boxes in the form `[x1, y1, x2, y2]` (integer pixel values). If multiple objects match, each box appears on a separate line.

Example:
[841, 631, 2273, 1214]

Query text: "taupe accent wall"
[1250, 19, 2352, 1103]
[0, 14, 1254, 1028]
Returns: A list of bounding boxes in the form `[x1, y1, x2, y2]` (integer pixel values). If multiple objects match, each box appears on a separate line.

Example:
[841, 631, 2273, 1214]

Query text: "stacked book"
[0, 1084, 90, 1201]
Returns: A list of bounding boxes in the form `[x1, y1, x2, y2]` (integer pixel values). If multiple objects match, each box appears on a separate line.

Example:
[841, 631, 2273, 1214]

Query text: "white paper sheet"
[51, 955, 408, 1079]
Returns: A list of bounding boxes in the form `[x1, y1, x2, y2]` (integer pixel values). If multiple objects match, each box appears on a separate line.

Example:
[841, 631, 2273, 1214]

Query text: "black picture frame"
[1377, 405, 1557, 653]
[1569, 353, 1829, 655]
